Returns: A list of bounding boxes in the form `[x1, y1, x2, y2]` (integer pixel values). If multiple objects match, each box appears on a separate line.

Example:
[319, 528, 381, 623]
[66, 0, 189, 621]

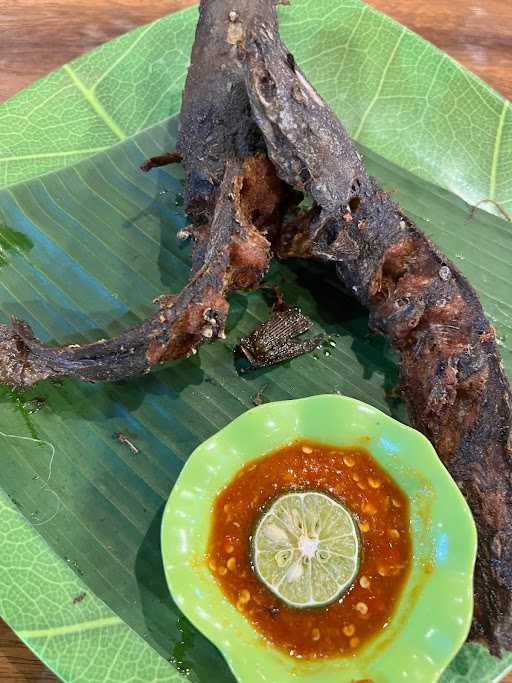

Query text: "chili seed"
[218, 566, 227, 576]
[342, 624, 355, 637]
[225, 543, 234, 554]
[359, 520, 370, 533]
[359, 576, 370, 589]
[238, 589, 251, 604]
[439, 265, 451, 281]
[302, 445, 313, 454]
[368, 477, 381, 488]
[357, 482, 367, 490]
[343, 455, 355, 467]
[362, 502, 376, 515]
[389, 529, 400, 539]
[311, 628, 321, 641]
[355, 602, 368, 615]
[378, 566, 388, 577]
[352, 472, 360, 482]
[227, 557, 236, 571]
[391, 498, 401, 508]
[350, 637, 360, 649]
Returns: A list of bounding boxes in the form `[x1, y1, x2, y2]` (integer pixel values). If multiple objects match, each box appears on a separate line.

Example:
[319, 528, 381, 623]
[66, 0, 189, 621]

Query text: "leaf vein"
[489, 100, 509, 200]
[91, 22, 155, 92]
[0, 148, 108, 163]
[353, 28, 406, 140]
[62, 65, 126, 141]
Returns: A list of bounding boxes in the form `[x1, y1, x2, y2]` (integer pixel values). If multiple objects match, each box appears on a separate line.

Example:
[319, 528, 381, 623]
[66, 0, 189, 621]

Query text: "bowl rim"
[161, 394, 477, 683]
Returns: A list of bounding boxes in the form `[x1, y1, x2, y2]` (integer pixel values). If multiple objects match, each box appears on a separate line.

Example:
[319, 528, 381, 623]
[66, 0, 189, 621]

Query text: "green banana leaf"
[1, 2, 510, 218]
[0, 1, 511, 682]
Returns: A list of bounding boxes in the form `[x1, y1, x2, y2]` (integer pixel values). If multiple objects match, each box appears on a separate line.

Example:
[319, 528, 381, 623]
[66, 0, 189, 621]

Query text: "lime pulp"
[252, 491, 360, 608]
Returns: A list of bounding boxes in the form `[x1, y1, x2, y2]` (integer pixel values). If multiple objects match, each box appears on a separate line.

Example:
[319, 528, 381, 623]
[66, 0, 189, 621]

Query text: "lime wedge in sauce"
[252, 491, 360, 608]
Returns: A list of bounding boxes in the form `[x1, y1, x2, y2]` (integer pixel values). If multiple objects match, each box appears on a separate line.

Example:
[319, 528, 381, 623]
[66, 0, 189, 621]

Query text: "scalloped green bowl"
[161, 394, 477, 683]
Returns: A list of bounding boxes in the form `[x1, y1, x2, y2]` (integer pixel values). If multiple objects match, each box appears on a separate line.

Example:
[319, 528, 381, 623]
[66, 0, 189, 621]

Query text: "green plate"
[0, 0, 511, 681]
[162, 395, 477, 683]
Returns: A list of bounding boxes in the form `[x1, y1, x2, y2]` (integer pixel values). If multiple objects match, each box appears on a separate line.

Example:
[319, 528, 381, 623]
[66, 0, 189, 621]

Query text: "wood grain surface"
[0, 620, 56, 681]
[0, 0, 511, 681]
[0, 0, 511, 102]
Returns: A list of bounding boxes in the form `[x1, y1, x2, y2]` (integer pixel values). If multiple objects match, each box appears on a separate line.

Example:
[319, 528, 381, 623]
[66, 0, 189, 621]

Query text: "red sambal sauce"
[207, 439, 411, 659]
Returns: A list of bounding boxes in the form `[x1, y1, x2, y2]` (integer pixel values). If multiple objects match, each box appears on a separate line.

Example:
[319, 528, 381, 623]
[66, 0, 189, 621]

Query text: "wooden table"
[0, 620, 55, 681]
[0, 1, 511, 680]
[1, 0, 511, 103]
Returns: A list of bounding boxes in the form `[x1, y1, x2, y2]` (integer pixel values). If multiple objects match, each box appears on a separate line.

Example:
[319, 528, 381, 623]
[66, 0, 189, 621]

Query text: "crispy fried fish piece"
[238, 303, 322, 369]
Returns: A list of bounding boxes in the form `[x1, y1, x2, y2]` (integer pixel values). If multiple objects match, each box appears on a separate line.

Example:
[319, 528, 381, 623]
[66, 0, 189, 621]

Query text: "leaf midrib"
[489, 100, 509, 201]
[62, 65, 126, 141]
[18, 616, 122, 640]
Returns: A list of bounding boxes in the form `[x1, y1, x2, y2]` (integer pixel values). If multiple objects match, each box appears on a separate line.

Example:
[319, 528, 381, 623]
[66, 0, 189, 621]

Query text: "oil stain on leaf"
[0, 224, 33, 267]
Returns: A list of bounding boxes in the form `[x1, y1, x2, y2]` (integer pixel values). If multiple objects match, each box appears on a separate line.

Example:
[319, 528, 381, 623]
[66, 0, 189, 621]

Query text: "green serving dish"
[162, 394, 477, 683]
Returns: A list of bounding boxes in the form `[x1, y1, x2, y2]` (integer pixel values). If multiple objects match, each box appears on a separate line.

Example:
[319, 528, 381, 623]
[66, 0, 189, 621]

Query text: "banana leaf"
[0, 1, 511, 681]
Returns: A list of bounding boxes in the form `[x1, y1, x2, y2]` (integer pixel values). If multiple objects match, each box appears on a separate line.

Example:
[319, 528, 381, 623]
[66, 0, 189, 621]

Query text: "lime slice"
[252, 491, 360, 608]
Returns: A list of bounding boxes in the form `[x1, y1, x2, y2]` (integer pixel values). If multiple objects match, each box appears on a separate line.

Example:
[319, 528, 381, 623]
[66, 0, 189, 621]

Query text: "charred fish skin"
[240, 9, 512, 654]
[238, 304, 322, 370]
[0, 1, 286, 388]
